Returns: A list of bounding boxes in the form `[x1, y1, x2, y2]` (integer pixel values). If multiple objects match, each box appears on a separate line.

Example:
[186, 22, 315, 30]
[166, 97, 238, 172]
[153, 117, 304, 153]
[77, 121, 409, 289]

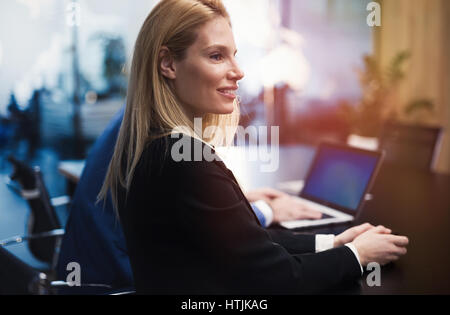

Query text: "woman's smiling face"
[171, 16, 244, 118]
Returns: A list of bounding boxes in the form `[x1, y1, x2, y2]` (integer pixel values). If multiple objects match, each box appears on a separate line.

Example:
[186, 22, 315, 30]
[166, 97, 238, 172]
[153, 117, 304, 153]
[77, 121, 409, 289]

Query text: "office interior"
[0, 0, 449, 295]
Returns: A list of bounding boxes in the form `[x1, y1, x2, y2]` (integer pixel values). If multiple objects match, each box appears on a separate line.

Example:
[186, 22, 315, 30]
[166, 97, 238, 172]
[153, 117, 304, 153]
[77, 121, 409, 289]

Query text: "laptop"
[280, 142, 384, 230]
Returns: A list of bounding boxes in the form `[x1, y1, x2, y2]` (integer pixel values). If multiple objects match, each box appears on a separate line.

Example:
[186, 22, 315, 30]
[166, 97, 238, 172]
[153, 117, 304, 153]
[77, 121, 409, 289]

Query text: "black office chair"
[0, 245, 49, 295]
[1, 156, 66, 270]
[378, 121, 443, 171]
[1, 156, 135, 295]
[0, 245, 135, 294]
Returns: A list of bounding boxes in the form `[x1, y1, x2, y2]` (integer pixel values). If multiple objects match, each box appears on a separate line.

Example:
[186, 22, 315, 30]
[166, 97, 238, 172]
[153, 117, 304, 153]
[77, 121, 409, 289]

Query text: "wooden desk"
[57, 145, 450, 294]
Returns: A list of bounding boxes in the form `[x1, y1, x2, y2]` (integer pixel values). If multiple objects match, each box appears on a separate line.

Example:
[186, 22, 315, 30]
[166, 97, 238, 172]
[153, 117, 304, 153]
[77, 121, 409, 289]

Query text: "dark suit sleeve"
[172, 160, 361, 294]
[266, 229, 316, 254]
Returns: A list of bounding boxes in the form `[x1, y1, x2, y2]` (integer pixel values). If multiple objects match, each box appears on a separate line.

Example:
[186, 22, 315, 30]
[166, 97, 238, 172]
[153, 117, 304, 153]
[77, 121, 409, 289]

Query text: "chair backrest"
[0, 246, 48, 295]
[7, 156, 61, 264]
[379, 122, 443, 171]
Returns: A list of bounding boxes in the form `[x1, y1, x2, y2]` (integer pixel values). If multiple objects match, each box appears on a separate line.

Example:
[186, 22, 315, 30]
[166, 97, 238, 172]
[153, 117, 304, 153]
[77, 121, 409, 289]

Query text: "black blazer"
[118, 135, 361, 294]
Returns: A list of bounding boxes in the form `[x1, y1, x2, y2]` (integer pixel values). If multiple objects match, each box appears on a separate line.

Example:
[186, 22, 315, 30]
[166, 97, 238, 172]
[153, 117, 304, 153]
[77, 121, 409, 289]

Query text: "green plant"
[338, 51, 411, 137]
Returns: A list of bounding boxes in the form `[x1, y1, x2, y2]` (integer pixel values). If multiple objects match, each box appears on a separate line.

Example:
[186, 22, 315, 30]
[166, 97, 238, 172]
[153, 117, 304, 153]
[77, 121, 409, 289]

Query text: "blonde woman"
[99, 0, 408, 294]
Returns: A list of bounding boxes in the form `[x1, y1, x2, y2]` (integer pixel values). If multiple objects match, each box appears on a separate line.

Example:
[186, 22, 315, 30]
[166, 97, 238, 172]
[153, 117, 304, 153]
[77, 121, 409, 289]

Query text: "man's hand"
[244, 187, 323, 223]
[334, 223, 377, 247]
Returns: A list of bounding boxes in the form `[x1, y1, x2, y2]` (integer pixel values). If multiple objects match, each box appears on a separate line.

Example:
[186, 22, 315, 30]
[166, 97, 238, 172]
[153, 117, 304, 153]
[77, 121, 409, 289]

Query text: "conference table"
[58, 145, 450, 294]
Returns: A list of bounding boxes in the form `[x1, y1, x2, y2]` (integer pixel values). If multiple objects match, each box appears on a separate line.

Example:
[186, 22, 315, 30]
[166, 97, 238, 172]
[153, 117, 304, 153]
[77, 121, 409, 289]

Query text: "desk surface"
[354, 165, 450, 294]
[58, 145, 450, 294]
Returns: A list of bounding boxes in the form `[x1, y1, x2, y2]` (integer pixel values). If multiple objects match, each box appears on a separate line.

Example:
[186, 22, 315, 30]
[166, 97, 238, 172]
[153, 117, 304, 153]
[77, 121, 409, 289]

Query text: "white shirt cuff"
[345, 243, 364, 275]
[253, 200, 273, 227]
[315, 234, 335, 253]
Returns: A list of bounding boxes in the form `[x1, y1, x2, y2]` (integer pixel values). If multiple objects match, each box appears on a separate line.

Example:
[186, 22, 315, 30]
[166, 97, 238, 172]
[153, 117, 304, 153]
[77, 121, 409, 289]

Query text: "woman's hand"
[334, 223, 377, 247]
[351, 226, 409, 266]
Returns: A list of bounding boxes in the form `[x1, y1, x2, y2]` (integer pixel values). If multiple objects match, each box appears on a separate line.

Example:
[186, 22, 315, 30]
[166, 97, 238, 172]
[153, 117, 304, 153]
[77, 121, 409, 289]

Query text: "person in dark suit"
[57, 108, 133, 291]
[98, 0, 409, 294]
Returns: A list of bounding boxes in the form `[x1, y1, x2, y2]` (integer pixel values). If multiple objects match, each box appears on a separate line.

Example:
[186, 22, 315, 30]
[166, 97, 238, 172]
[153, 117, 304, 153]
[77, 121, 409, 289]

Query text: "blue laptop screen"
[301, 146, 379, 211]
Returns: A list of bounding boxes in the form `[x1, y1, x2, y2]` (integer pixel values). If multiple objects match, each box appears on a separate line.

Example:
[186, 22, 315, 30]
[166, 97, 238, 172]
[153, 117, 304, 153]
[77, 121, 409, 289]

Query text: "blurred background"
[0, 0, 449, 269]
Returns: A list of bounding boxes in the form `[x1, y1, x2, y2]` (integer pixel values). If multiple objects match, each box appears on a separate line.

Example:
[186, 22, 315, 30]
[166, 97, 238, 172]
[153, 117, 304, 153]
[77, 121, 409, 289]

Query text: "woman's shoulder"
[139, 133, 226, 176]
[136, 134, 244, 210]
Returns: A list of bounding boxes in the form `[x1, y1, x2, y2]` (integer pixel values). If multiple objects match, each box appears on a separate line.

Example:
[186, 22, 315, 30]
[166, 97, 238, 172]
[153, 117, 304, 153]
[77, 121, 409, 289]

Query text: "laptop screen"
[301, 144, 381, 212]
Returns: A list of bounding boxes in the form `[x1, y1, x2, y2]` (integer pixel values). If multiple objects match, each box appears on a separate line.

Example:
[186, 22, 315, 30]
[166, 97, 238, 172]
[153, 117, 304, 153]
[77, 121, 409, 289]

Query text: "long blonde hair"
[98, 0, 240, 210]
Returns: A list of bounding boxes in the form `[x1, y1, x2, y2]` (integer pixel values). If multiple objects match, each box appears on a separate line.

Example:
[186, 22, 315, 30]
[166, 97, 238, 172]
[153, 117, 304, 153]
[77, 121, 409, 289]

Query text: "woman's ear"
[159, 46, 177, 80]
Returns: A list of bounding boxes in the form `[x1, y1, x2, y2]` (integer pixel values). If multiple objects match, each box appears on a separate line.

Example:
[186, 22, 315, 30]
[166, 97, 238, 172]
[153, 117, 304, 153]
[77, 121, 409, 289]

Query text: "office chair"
[1, 156, 135, 295]
[0, 245, 49, 295]
[1, 156, 66, 270]
[0, 245, 135, 294]
[378, 121, 443, 171]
